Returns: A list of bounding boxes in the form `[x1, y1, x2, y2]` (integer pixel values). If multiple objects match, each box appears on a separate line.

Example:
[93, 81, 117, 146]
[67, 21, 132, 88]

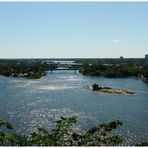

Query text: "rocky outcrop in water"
[88, 83, 135, 95]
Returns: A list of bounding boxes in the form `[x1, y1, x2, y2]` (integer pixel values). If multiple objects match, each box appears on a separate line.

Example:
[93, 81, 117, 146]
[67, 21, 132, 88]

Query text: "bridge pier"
[51, 70, 52, 74]
[74, 69, 76, 74]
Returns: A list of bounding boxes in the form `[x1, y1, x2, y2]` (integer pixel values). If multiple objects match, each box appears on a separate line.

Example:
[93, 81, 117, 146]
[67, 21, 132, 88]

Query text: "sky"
[0, 2, 148, 58]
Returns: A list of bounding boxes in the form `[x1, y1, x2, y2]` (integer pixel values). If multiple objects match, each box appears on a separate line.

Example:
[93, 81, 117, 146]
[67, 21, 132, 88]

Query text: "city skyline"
[0, 2, 148, 58]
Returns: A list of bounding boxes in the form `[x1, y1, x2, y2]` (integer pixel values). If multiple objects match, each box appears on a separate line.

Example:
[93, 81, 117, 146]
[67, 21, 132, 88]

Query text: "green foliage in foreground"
[0, 119, 13, 145]
[1, 116, 147, 146]
[0, 116, 124, 146]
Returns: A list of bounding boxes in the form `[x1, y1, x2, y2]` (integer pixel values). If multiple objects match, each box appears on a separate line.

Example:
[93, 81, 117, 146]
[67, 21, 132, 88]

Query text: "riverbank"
[0, 71, 46, 79]
[81, 63, 148, 83]
[0, 61, 47, 79]
[140, 75, 148, 83]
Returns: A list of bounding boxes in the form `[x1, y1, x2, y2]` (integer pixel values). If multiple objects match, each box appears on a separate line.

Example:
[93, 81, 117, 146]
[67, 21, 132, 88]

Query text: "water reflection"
[0, 71, 148, 145]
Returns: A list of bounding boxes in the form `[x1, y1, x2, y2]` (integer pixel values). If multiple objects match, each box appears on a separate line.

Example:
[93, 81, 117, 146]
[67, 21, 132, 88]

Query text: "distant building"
[120, 56, 124, 60]
[145, 54, 148, 65]
[145, 54, 148, 59]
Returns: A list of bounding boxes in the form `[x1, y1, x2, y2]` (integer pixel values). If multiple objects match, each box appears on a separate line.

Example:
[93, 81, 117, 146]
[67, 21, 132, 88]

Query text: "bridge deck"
[51, 68, 82, 70]
[49, 68, 83, 74]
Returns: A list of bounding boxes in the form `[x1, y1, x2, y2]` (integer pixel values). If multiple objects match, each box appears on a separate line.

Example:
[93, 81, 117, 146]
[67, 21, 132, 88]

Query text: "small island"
[88, 83, 135, 95]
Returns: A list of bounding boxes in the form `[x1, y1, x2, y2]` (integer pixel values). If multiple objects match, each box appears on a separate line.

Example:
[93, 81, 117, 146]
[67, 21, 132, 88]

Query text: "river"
[0, 70, 148, 145]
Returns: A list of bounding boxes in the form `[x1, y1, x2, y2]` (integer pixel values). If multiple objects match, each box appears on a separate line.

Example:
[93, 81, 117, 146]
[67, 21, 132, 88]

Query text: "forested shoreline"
[81, 63, 148, 82]
[0, 60, 57, 79]
[0, 59, 148, 81]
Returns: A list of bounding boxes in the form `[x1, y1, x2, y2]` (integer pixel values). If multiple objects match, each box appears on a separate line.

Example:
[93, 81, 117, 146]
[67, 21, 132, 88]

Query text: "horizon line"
[0, 57, 146, 60]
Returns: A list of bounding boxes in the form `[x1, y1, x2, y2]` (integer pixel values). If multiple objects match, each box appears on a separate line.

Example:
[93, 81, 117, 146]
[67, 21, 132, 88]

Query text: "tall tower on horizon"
[145, 54, 148, 65]
[120, 56, 124, 60]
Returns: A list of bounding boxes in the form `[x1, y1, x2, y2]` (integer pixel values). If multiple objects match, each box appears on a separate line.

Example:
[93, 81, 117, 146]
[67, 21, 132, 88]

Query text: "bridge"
[48, 63, 83, 74]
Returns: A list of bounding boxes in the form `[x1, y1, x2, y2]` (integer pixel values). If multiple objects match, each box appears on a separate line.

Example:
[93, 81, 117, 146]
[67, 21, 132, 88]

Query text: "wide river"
[0, 70, 148, 145]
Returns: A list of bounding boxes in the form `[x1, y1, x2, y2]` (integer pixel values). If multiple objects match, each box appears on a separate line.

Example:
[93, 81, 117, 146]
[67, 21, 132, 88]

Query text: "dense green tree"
[0, 61, 46, 79]
[81, 63, 148, 82]
[0, 116, 124, 146]
[142, 67, 148, 79]
[0, 119, 14, 146]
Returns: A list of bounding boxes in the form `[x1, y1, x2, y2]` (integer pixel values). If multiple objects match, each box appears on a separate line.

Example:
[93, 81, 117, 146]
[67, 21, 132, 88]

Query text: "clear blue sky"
[0, 2, 148, 58]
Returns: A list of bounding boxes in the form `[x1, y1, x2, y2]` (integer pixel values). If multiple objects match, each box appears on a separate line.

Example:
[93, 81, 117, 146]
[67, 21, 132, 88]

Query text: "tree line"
[81, 63, 148, 81]
[0, 60, 57, 79]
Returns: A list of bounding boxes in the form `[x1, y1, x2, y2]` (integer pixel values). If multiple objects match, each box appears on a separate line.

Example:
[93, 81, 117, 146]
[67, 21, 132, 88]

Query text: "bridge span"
[47, 62, 83, 74]
[49, 68, 83, 74]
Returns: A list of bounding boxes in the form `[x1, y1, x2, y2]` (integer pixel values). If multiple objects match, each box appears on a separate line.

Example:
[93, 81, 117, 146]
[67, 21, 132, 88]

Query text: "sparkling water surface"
[0, 70, 148, 145]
